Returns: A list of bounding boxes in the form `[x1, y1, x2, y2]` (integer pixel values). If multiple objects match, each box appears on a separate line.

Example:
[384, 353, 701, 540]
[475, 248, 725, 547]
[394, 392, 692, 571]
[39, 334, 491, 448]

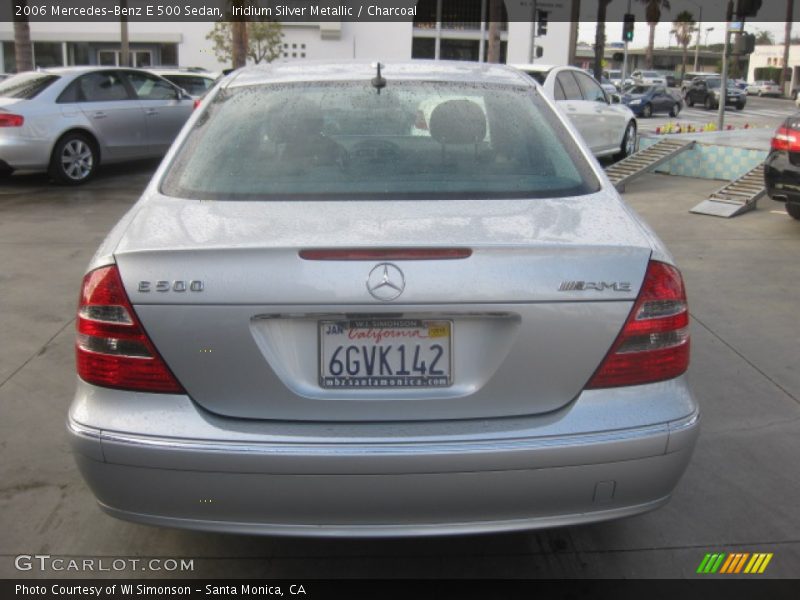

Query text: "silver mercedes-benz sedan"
[0, 67, 193, 184]
[68, 60, 699, 537]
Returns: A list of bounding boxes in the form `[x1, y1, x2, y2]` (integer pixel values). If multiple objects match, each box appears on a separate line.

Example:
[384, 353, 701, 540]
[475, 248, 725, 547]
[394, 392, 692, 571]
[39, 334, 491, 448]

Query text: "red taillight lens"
[193, 98, 201, 110]
[771, 126, 800, 152]
[76, 265, 184, 393]
[586, 261, 689, 389]
[0, 113, 24, 127]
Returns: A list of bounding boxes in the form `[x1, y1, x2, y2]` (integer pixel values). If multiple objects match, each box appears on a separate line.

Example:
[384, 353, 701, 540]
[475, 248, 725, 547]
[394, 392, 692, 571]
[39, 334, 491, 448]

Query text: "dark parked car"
[662, 72, 677, 88]
[684, 78, 746, 110]
[764, 113, 800, 220]
[621, 84, 681, 118]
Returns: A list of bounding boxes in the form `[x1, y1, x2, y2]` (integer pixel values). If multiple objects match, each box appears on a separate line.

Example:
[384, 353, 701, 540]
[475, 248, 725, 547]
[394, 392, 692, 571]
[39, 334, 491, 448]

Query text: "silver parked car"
[513, 64, 637, 159]
[0, 67, 193, 183]
[69, 60, 699, 536]
[746, 80, 780, 97]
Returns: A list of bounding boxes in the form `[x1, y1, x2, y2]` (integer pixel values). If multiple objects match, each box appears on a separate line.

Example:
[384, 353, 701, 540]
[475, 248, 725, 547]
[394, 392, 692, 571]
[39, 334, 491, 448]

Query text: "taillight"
[76, 265, 184, 393]
[193, 98, 201, 110]
[586, 261, 689, 389]
[771, 126, 800, 152]
[0, 113, 24, 127]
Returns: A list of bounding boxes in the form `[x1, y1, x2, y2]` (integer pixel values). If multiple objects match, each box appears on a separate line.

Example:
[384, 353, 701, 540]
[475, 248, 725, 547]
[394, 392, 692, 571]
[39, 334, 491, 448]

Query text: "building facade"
[747, 44, 799, 93]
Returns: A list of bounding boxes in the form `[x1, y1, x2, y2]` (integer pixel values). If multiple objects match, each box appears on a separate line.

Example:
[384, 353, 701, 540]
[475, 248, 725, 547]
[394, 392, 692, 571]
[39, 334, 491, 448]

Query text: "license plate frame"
[318, 318, 453, 389]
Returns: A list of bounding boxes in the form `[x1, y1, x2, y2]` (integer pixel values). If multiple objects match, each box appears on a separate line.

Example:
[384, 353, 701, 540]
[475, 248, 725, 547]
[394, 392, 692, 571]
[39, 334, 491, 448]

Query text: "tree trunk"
[647, 23, 656, 69]
[120, 0, 130, 67]
[681, 44, 688, 81]
[231, 21, 248, 69]
[567, 0, 581, 66]
[486, 0, 503, 63]
[779, 0, 793, 93]
[594, 0, 611, 80]
[13, 0, 34, 72]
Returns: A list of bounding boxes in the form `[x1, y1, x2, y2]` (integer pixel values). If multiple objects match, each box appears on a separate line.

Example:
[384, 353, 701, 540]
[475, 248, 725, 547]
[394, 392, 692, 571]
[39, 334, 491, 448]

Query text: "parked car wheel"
[791, 89, 798, 100]
[685, 95, 694, 107]
[786, 203, 800, 220]
[669, 103, 680, 117]
[735, 103, 744, 110]
[704, 96, 714, 110]
[642, 103, 652, 118]
[615, 121, 637, 160]
[49, 132, 98, 185]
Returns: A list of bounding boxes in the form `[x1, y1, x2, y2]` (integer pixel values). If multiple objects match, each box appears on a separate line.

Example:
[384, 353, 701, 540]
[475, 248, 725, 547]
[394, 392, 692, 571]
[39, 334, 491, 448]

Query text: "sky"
[580, 21, 791, 49]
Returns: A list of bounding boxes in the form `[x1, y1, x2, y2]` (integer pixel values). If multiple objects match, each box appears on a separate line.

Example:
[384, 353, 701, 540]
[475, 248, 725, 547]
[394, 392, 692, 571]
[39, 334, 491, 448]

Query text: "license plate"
[319, 319, 452, 388]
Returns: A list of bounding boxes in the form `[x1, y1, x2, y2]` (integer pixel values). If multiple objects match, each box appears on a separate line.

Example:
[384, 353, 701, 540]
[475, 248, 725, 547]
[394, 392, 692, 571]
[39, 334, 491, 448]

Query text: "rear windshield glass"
[0, 72, 59, 99]
[161, 80, 599, 200]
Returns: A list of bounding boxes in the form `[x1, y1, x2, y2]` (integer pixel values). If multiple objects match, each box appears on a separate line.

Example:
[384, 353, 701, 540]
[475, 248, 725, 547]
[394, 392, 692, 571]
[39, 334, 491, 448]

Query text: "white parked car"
[746, 80, 781, 97]
[514, 64, 637, 159]
[631, 70, 666, 86]
[147, 68, 219, 98]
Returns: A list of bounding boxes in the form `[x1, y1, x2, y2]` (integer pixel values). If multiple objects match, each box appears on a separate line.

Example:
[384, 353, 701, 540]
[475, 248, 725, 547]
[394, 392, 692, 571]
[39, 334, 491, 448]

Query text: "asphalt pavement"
[0, 164, 798, 579]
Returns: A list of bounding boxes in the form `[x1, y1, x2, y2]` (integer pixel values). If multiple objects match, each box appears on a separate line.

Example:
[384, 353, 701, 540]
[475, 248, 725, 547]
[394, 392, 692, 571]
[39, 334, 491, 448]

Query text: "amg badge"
[559, 281, 632, 292]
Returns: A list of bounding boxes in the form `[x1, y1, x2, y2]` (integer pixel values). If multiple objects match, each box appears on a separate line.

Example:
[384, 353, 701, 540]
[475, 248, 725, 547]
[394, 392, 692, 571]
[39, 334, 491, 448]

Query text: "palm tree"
[755, 30, 774, 46]
[639, 0, 670, 70]
[594, 0, 614, 81]
[13, 0, 34, 72]
[672, 10, 695, 83]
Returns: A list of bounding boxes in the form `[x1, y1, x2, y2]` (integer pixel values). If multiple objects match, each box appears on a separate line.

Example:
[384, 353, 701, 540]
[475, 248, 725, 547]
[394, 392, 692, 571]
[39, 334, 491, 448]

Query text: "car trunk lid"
[113, 193, 654, 421]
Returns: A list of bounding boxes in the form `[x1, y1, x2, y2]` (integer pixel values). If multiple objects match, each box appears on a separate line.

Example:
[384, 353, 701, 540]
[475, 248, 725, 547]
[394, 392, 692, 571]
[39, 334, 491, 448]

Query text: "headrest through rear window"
[265, 101, 324, 143]
[429, 99, 487, 145]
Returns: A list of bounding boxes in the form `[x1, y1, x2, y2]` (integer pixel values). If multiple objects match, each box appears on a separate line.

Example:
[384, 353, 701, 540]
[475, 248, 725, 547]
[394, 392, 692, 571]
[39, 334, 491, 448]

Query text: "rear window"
[0, 72, 59, 99]
[161, 80, 599, 200]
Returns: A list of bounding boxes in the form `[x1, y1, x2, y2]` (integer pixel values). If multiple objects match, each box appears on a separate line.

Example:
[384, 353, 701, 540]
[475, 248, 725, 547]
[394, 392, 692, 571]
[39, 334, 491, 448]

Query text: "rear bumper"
[68, 379, 700, 537]
[0, 135, 51, 170]
[765, 151, 800, 204]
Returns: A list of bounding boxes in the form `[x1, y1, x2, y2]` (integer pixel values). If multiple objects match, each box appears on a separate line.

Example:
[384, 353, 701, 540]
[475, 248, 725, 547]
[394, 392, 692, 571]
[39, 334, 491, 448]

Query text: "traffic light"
[735, 0, 762, 18]
[734, 32, 756, 55]
[623, 14, 635, 43]
[535, 45, 543, 59]
[537, 10, 548, 36]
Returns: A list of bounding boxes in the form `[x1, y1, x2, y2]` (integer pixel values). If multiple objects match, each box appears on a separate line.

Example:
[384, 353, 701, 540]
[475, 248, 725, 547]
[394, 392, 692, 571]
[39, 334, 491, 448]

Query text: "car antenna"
[371, 62, 386, 94]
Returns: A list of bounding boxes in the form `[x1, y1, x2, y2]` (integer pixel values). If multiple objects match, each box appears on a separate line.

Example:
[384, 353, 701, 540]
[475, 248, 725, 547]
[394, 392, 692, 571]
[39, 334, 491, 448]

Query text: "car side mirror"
[609, 93, 621, 104]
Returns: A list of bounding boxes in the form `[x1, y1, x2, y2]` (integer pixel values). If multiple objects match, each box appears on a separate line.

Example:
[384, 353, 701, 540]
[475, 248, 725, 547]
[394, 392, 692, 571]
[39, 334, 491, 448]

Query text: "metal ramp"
[605, 138, 696, 191]
[690, 163, 766, 218]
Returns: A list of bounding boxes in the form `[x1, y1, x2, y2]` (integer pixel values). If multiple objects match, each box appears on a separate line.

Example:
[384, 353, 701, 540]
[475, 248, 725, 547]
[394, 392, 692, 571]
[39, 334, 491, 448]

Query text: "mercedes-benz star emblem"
[366, 263, 405, 301]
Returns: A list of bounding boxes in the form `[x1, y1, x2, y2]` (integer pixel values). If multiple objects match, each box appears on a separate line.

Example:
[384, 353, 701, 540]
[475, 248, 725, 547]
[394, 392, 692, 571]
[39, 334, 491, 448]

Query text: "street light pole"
[693, 5, 703, 72]
[717, 18, 730, 131]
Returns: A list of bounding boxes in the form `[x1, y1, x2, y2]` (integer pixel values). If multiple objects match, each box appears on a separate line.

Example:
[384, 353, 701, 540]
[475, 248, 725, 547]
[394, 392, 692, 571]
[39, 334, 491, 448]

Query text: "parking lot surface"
[0, 165, 798, 578]
[640, 94, 797, 133]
